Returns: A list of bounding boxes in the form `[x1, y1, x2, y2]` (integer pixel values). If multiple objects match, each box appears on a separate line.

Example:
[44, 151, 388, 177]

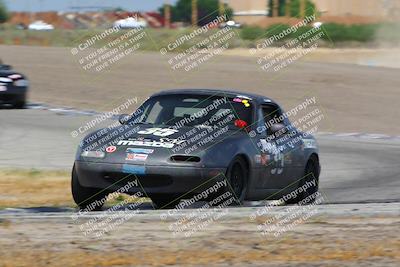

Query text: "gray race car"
[72, 89, 320, 210]
[0, 64, 29, 108]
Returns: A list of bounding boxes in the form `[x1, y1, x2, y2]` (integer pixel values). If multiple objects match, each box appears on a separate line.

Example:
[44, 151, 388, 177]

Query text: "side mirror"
[270, 123, 287, 135]
[118, 114, 131, 125]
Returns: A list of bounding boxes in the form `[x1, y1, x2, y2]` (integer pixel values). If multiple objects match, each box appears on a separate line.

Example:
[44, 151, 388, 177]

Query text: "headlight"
[0, 77, 12, 82]
[81, 151, 105, 158]
[14, 79, 29, 87]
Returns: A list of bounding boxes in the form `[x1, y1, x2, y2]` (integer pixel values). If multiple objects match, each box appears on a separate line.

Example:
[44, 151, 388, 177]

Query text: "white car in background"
[219, 20, 242, 29]
[113, 17, 147, 29]
[28, 21, 55, 31]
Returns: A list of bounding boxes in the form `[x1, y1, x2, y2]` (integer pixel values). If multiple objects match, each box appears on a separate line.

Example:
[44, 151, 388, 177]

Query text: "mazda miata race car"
[0, 63, 29, 108]
[72, 89, 320, 210]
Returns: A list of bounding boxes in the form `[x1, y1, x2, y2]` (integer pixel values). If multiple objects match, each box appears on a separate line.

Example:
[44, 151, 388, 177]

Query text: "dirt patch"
[224, 48, 400, 69]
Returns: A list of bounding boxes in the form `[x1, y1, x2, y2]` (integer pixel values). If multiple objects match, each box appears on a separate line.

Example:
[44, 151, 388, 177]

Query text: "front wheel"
[226, 157, 248, 205]
[286, 156, 320, 205]
[14, 100, 26, 109]
[71, 165, 108, 211]
[150, 194, 181, 209]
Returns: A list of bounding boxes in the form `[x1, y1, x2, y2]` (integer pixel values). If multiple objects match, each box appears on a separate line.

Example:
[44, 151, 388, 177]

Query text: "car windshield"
[130, 94, 253, 128]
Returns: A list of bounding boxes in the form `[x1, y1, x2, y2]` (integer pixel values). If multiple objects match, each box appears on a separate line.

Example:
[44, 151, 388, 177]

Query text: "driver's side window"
[261, 105, 285, 136]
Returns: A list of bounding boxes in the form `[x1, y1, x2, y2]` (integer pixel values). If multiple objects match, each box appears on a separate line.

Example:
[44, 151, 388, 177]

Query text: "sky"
[3, 0, 178, 12]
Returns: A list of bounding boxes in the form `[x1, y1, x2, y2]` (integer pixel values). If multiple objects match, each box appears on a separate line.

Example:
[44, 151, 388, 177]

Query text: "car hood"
[0, 70, 25, 80]
[79, 124, 243, 165]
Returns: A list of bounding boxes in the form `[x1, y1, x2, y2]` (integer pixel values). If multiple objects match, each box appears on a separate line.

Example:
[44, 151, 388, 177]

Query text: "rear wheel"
[71, 165, 108, 211]
[286, 156, 319, 205]
[226, 157, 248, 205]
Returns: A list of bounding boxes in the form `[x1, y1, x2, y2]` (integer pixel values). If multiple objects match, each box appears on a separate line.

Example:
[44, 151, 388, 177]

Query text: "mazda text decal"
[117, 138, 185, 148]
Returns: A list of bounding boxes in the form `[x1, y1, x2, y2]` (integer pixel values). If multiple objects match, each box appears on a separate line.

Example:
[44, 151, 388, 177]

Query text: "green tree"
[160, 0, 234, 26]
[268, 0, 316, 18]
[0, 0, 9, 23]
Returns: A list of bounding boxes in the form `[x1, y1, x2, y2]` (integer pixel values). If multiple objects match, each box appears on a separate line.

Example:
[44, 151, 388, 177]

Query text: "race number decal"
[271, 152, 284, 175]
[138, 128, 178, 137]
[260, 139, 284, 175]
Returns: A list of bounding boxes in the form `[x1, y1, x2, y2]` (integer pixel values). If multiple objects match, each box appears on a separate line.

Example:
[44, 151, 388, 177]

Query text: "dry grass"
[1, 239, 399, 266]
[0, 169, 72, 208]
[0, 169, 149, 208]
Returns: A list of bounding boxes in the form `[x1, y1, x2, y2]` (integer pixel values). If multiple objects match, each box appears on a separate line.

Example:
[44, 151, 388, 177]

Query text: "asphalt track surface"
[1, 108, 399, 205]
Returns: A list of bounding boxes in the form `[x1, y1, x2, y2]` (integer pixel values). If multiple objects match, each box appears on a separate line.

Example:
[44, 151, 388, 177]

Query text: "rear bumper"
[74, 160, 227, 195]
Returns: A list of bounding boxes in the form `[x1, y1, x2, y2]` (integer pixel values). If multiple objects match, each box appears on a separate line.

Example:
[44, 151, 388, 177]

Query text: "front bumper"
[0, 86, 27, 105]
[74, 160, 227, 195]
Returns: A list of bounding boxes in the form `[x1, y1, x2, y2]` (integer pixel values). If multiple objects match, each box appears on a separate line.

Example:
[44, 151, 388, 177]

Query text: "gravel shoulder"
[0, 203, 399, 267]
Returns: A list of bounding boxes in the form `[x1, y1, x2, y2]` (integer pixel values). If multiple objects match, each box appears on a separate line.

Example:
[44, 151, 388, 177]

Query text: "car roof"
[152, 89, 275, 104]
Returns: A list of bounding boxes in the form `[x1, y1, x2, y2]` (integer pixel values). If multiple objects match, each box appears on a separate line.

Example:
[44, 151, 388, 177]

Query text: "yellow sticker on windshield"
[233, 98, 251, 107]
[242, 99, 250, 107]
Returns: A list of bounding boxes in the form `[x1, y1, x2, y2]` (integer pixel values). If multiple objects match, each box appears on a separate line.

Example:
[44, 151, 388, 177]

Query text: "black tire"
[226, 157, 248, 205]
[286, 156, 320, 205]
[14, 100, 26, 109]
[150, 194, 181, 209]
[71, 165, 108, 211]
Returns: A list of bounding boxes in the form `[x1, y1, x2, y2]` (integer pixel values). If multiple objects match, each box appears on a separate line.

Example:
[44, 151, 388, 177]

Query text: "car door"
[257, 104, 296, 189]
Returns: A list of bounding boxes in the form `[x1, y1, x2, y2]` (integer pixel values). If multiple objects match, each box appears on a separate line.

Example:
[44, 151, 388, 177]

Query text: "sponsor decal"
[117, 138, 185, 148]
[255, 154, 270, 165]
[106, 146, 117, 153]
[0, 85, 6, 92]
[126, 148, 154, 154]
[261, 154, 270, 165]
[122, 164, 146, 175]
[233, 98, 250, 107]
[242, 99, 250, 108]
[234, 119, 248, 128]
[126, 153, 148, 161]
